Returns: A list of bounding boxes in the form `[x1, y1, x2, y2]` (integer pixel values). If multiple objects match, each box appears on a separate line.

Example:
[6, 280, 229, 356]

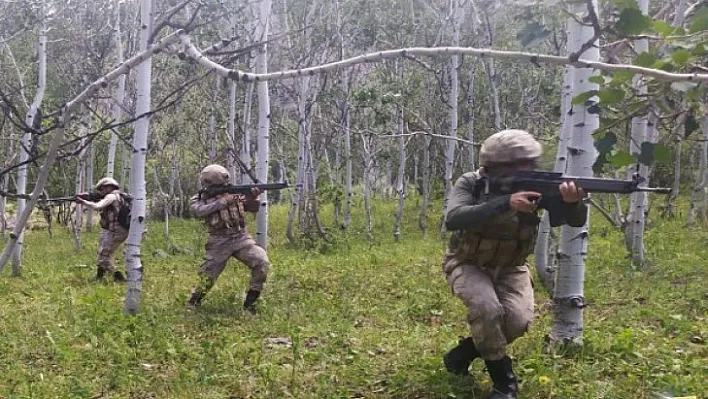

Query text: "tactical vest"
[203, 195, 246, 233]
[99, 190, 124, 230]
[448, 171, 540, 268]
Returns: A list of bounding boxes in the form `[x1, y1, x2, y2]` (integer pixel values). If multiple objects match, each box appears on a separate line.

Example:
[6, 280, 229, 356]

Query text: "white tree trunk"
[466, 63, 476, 170]
[227, 80, 238, 183]
[440, 0, 462, 234]
[362, 137, 374, 241]
[534, 62, 574, 294]
[86, 139, 95, 230]
[73, 112, 90, 252]
[419, 134, 432, 235]
[286, 77, 309, 243]
[551, 2, 599, 344]
[124, 0, 153, 314]
[241, 81, 255, 184]
[254, 0, 272, 249]
[107, 2, 125, 179]
[687, 115, 708, 226]
[626, 0, 650, 267]
[208, 75, 220, 162]
[393, 60, 406, 241]
[12, 11, 47, 276]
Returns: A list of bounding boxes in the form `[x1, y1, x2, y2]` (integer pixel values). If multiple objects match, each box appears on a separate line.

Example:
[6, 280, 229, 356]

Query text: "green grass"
[0, 195, 706, 399]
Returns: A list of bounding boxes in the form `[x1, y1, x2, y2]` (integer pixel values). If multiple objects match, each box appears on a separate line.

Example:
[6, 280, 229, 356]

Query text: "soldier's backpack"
[117, 193, 133, 230]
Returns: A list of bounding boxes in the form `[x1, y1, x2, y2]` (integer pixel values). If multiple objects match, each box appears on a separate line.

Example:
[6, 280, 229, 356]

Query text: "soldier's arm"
[81, 193, 118, 211]
[444, 174, 512, 231]
[562, 200, 588, 227]
[190, 195, 229, 217]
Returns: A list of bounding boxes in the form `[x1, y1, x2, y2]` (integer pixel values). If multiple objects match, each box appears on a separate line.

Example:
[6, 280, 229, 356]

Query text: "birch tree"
[12, 7, 47, 276]
[551, 1, 599, 345]
[107, 1, 126, 179]
[124, 0, 154, 314]
[254, 0, 272, 249]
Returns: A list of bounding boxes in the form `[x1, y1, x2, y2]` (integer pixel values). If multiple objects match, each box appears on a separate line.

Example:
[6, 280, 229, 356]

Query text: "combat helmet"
[95, 177, 120, 191]
[200, 164, 230, 187]
[479, 129, 542, 167]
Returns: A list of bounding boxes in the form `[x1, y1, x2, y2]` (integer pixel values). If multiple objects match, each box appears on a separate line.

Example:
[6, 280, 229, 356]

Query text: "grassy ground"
[0, 195, 706, 399]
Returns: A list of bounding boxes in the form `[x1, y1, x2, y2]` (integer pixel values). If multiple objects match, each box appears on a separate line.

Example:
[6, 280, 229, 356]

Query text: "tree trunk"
[362, 137, 374, 241]
[482, 7, 502, 131]
[227, 80, 238, 183]
[419, 134, 431, 235]
[687, 114, 708, 226]
[241, 80, 255, 184]
[73, 112, 90, 252]
[466, 63, 477, 170]
[393, 60, 406, 242]
[86, 139, 95, 230]
[107, 2, 126, 179]
[551, 2, 599, 345]
[254, 0, 272, 249]
[624, 0, 650, 268]
[286, 77, 309, 244]
[124, 0, 153, 314]
[12, 11, 47, 276]
[208, 75, 220, 162]
[534, 61, 574, 294]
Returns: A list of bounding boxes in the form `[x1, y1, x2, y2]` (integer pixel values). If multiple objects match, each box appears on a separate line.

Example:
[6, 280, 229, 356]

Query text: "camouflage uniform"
[442, 130, 588, 399]
[187, 164, 271, 313]
[81, 177, 128, 282]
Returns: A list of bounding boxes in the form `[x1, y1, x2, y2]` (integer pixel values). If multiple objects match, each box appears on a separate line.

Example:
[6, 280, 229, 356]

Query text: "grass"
[0, 195, 706, 399]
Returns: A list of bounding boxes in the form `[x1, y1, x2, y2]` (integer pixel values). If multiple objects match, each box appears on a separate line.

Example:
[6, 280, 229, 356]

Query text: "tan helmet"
[479, 129, 542, 167]
[200, 164, 230, 187]
[95, 177, 120, 191]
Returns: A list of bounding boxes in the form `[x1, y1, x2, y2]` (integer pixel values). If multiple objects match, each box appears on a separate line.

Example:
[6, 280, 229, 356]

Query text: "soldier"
[441, 130, 587, 399]
[76, 177, 129, 282]
[187, 164, 271, 314]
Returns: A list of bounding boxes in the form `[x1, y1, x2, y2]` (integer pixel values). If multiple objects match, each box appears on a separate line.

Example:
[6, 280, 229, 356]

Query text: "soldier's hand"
[559, 181, 585, 203]
[250, 187, 261, 197]
[509, 191, 542, 213]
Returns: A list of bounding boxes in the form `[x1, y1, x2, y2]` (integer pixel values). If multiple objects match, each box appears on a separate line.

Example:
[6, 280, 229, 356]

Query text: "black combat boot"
[443, 337, 481, 375]
[187, 291, 205, 309]
[484, 356, 518, 399]
[96, 267, 106, 281]
[113, 271, 126, 282]
[243, 289, 261, 314]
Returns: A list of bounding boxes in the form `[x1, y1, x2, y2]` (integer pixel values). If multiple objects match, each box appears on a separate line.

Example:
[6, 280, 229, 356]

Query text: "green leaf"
[689, 6, 708, 33]
[652, 60, 675, 71]
[610, 151, 636, 168]
[634, 52, 656, 67]
[638, 142, 671, 166]
[571, 90, 598, 105]
[610, 0, 639, 10]
[692, 42, 708, 56]
[653, 20, 675, 37]
[588, 75, 607, 85]
[599, 87, 626, 104]
[670, 81, 698, 92]
[616, 8, 652, 36]
[610, 71, 636, 85]
[595, 132, 618, 154]
[517, 21, 551, 47]
[670, 49, 691, 65]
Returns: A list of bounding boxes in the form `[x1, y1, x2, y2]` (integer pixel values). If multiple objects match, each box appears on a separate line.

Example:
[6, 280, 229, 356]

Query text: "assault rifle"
[44, 192, 105, 203]
[198, 182, 288, 200]
[486, 170, 672, 227]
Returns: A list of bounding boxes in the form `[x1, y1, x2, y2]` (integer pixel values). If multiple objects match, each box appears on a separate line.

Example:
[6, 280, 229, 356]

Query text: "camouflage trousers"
[192, 231, 271, 296]
[444, 256, 535, 361]
[98, 227, 129, 272]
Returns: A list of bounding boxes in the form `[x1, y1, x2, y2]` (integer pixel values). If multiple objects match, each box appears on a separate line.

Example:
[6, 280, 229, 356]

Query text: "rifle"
[198, 182, 288, 200]
[43, 192, 105, 203]
[486, 170, 671, 227]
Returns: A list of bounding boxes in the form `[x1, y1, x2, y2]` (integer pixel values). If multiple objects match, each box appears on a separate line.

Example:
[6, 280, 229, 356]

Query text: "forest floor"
[0, 195, 706, 399]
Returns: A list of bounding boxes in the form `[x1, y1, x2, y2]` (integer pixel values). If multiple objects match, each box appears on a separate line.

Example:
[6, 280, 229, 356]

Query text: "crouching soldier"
[441, 129, 587, 398]
[77, 177, 129, 282]
[187, 164, 271, 314]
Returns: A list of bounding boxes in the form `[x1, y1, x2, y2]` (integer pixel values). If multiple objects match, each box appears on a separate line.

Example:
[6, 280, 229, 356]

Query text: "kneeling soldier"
[441, 130, 587, 398]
